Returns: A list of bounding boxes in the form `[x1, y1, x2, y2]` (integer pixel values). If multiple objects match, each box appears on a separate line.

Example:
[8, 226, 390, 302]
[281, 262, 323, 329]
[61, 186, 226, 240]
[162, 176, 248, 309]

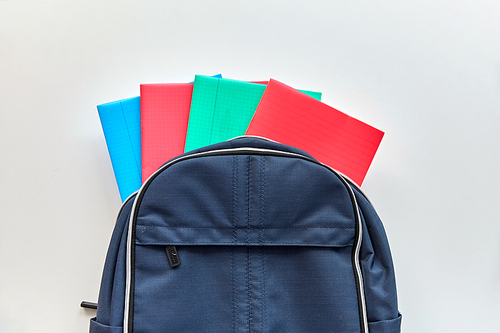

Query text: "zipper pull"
[165, 245, 181, 268]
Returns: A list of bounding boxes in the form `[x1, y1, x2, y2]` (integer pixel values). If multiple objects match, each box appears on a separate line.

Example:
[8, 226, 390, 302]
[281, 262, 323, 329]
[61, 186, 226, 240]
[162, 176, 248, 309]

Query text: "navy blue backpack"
[88, 137, 402, 333]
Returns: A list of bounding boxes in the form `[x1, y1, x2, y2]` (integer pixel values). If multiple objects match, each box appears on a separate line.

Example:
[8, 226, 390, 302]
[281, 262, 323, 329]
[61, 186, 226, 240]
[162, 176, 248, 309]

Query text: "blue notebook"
[97, 97, 142, 202]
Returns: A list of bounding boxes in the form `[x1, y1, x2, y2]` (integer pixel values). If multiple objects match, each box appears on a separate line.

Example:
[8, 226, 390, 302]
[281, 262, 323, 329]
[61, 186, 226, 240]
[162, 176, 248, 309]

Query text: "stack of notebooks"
[98, 74, 384, 202]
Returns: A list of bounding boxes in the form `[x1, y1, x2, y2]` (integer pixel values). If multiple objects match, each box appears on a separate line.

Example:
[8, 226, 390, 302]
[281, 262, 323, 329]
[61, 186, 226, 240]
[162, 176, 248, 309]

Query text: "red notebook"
[140, 83, 194, 182]
[246, 79, 384, 186]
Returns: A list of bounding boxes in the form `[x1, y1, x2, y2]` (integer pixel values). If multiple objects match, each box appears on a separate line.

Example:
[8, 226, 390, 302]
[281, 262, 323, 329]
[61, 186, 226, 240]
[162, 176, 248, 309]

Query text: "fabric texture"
[90, 137, 401, 333]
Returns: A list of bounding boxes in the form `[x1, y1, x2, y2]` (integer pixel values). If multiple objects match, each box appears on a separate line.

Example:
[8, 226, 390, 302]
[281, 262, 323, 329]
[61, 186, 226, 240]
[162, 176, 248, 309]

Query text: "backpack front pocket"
[132, 242, 363, 333]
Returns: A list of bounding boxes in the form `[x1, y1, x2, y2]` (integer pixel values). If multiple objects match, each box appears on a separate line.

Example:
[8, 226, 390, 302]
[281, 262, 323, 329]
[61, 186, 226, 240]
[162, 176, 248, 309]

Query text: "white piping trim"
[122, 146, 369, 332]
[348, 186, 369, 332]
[123, 193, 139, 333]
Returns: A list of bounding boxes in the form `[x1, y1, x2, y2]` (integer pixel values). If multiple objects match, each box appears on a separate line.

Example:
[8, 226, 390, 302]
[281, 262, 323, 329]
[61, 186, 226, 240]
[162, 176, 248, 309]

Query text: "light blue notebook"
[97, 97, 142, 202]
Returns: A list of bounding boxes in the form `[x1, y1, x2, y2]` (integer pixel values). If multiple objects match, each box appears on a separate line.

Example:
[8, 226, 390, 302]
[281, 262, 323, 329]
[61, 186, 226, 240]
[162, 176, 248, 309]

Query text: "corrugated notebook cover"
[184, 75, 322, 152]
[97, 97, 142, 202]
[140, 83, 195, 181]
[140, 74, 223, 181]
[246, 79, 384, 186]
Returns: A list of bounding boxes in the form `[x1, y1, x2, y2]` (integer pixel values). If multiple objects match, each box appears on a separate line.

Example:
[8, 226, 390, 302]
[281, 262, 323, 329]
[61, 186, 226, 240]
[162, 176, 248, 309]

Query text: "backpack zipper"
[165, 245, 181, 268]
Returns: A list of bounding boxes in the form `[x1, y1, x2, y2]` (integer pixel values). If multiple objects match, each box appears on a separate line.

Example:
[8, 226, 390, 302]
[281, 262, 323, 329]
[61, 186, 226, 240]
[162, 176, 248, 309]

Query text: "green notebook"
[184, 75, 322, 152]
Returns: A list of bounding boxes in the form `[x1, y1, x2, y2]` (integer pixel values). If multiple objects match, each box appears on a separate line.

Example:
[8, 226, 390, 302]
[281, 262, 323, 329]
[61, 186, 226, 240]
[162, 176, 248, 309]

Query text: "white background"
[1, 1, 499, 332]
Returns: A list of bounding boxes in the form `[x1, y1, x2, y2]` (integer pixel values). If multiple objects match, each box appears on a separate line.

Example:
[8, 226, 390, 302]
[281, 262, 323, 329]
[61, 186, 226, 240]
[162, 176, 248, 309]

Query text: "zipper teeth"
[123, 146, 368, 332]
